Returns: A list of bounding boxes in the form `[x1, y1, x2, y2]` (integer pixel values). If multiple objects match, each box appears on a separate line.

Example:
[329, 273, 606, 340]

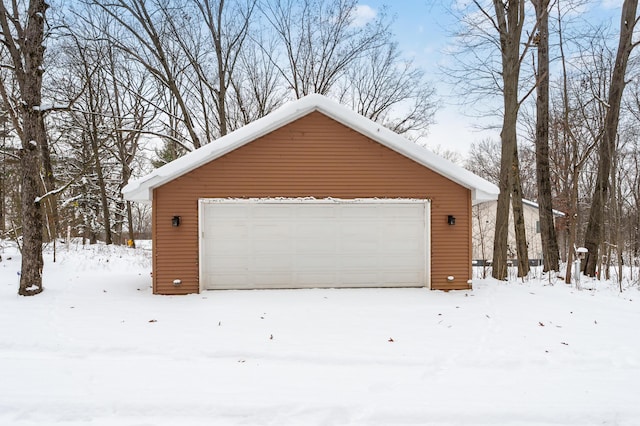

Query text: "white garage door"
[199, 198, 430, 290]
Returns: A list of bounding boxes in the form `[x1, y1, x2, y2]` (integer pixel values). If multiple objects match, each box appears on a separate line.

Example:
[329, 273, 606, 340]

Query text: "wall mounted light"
[447, 215, 456, 225]
[172, 216, 181, 227]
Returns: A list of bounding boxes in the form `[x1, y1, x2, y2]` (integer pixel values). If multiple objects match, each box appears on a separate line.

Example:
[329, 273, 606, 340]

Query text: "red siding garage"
[123, 95, 498, 295]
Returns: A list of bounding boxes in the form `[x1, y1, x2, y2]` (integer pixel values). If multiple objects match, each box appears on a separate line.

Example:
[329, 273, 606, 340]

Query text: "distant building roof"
[522, 199, 566, 217]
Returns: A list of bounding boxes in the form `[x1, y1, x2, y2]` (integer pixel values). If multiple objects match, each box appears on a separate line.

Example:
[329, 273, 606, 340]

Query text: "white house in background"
[472, 199, 566, 266]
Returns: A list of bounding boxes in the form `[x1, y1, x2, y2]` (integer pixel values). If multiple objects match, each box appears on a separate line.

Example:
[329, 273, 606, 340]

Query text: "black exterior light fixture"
[447, 215, 456, 226]
[172, 216, 181, 227]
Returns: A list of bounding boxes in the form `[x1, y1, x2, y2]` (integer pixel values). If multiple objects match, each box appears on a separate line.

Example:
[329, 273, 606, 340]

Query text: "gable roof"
[122, 94, 499, 204]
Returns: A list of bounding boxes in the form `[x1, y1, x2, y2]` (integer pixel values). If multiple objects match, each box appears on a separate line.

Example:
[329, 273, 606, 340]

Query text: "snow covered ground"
[1, 240, 639, 426]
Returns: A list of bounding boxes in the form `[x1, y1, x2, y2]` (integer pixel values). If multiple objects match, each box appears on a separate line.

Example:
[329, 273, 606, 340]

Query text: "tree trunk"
[583, 0, 638, 276]
[126, 200, 136, 248]
[0, 0, 50, 295]
[81, 45, 113, 245]
[0, 151, 4, 234]
[608, 146, 626, 286]
[90, 133, 112, 245]
[533, 0, 560, 272]
[564, 167, 580, 284]
[214, 0, 228, 137]
[92, 0, 202, 150]
[117, 164, 132, 246]
[491, 0, 525, 280]
[38, 113, 58, 245]
[511, 144, 530, 277]
[0, 114, 6, 234]
[474, 204, 490, 279]
[20, 141, 44, 295]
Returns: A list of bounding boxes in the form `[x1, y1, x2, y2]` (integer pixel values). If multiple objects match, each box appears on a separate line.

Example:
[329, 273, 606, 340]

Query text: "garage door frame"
[198, 198, 431, 291]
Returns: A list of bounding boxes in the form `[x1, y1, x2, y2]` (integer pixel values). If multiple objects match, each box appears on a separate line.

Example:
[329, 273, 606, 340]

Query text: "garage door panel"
[296, 238, 337, 254]
[253, 255, 293, 270]
[253, 204, 294, 218]
[389, 205, 426, 218]
[208, 204, 249, 219]
[381, 271, 423, 284]
[296, 256, 338, 270]
[383, 240, 423, 252]
[297, 205, 337, 219]
[208, 224, 248, 240]
[294, 272, 337, 287]
[340, 239, 378, 252]
[254, 272, 294, 286]
[381, 222, 422, 236]
[207, 255, 247, 269]
[342, 272, 380, 284]
[338, 254, 381, 269]
[341, 221, 379, 236]
[253, 238, 292, 253]
[200, 199, 429, 290]
[383, 255, 424, 269]
[296, 223, 338, 237]
[207, 273, 250, 287]
[253, 223, 290, 238]
[206, 239, 249, 254]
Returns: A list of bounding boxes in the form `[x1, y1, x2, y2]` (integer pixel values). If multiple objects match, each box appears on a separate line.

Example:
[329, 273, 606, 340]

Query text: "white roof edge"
[472, 190, 500, 206]
[521, 199, 566, 217]
[478, 198, 566, 217]
[122, 94, 499, 203]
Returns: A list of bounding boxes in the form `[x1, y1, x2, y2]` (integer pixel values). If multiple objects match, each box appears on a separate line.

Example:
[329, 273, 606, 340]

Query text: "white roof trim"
[122, 94, 499, 204]
[521, 199, 566, 217]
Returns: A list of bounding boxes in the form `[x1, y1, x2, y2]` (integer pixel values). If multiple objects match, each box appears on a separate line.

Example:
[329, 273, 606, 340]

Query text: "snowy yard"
[1, 241, 639, 426]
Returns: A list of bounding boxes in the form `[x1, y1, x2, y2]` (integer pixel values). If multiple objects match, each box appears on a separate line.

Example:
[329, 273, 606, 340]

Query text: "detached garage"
[123, 94, 498, 295]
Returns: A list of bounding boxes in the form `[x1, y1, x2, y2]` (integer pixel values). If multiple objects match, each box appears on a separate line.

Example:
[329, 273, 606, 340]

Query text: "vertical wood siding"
[153, 112, 471, 294]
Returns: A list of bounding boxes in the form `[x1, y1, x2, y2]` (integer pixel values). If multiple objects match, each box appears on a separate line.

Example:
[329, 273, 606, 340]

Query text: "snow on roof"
[122, 94, 499, 204]
[522, 199, 566, 217]
[477, 198, 566, 217]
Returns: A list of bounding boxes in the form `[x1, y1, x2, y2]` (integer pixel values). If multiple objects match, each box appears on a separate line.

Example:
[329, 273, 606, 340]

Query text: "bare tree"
[162, 0, 257, 139]
[448, 1, 536, 279]
[472, 202, 496, 278]
[261, 0, 389, 98]
[48, 10, 155, 245]
[194, 0, 255, 136]
[625, 75, 640, 269]
[466, 138, 502, 184]
[509, 139, 531, 277]
[470, 0, 533, 279]
[87, 0, 203, 149]
[608, 132, 626, 288]
[70, 35, 114, 244]
[0, 109, 9, 234]
[338, 41, 437, 136]
[583, 0, 639, 277]
[0, 0, 49, 295]
[103, 44, 156, 246]
[553, 4, 605, 284]
[532, 0, 560, 272]
[228, 34, 286, 127]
